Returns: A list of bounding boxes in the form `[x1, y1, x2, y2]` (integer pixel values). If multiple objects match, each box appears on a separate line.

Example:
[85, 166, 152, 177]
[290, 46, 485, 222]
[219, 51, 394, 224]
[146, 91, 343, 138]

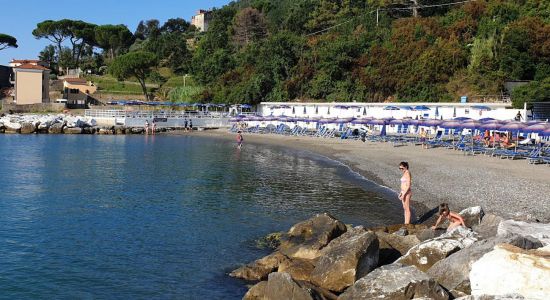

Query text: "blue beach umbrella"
[454, 117, 471, 121]
[479, 118, 496, 123]
[389, 119, 405, 125]
[383, 106, 400, 111]
[420, 119, 443, 127]
[362, 107, 367, 115]
[440, 120, 463, 129]
[414, 105, 430, 111]
[292, 107, 296, 115]
[435, 106, 440, 117]
[380, 124, 387, 136]
[351, 117, 372, 125]
[521, 123, 548, 134]
[540, 127, 550, 136]
[303, 106, 307, 114]
[500, 122, 527, 151]
[315, 106, 319, 114]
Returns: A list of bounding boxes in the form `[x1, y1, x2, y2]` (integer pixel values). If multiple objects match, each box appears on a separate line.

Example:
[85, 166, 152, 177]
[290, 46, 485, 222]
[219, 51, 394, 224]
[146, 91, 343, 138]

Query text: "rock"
[310, 226, 378, 292]
[278, 257, 315, 282]
[243, 281, 267, 300]
[416, 228, 446, 242]
[4, 121, 21, 133]
[131, 127, 144, 134]
[255, 232, 283, 250]
[396, 238, 463, 272]
[82, 127, 96, 134]
[455, 295, 525, 300]
[472, 214, 504, 239]
[438, 226, 479, 247]
[263, 272, 317, 300]
[49, 123, 64, 134]
[369, 224, 428, 235]
[497, 220, 550, 246]
[63, 127, 82, 134]
[98, 128, 112, 134]
[470, 244, 550, 299]
[339, 264, 449, 300]
[427, 235, 544, 294]
[459, 206, 485, 228]
[229, 252, 288, 281]
[377, 231, 421, 265]
[19, 122, 36, 134]
[279, 213, 347, 260]
[115, 127, 125, 135]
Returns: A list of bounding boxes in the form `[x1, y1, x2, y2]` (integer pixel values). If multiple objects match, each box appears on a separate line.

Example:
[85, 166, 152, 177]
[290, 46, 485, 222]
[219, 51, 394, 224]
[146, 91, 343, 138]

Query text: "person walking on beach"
[420, 128, 428, 149]
[398, 162, 412, 224]
[184, 119, 189, 131]
[236, 131, 244, 149]
[144, 120, 149, 135]
[189, 119, 193, 131]
[431, 203, 466, 231]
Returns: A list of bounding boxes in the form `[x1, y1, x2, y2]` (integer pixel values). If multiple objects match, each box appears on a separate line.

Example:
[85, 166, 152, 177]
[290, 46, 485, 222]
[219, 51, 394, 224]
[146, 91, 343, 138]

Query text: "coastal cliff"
[231, 212, 550, 300]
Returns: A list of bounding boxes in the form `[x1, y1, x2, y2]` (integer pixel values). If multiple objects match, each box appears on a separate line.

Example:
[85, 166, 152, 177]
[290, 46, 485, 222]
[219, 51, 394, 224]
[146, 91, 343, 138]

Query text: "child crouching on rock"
[432, 203, 466, 231]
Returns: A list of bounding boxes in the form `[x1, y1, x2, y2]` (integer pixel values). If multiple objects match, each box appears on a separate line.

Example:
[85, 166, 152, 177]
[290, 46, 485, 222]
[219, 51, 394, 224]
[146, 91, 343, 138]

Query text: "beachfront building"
[191, 10, 212, 32]
[13, 64, 50, 105]
[9, 59, 49, 68]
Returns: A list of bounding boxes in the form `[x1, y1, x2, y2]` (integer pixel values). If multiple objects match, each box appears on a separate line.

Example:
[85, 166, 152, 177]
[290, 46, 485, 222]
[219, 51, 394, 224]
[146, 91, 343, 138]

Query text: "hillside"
[190, 0, 549, 107]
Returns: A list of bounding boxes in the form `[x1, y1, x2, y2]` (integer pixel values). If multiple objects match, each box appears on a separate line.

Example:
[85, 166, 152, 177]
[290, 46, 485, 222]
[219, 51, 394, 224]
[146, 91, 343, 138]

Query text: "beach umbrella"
[435, 106, 440, 118]
[521, 123, 549, 133]
[414, 105, 430, 111]
[453, 107, 457, 118]
[318, 117, 336, 124]
[420, 119, 443, 127]
[383, 106, 400, 111]
[292, 107, 295, 115]
[315, 106, 319, 114]
[367, 118, 387, 125]
[229, 117, 242, 123]
[351, 117, 372, 125]
[459, 120, 482, 155]
[454, 117, 471, 121]
[479, 118, 496, 123]
[389, 119, 405, 125]
[539, 127, 550, 136]
[380, 124, 387, 136]
[499, 122, 527, 152]
[334, 117, 354, 123]
[303, 106, 307, 114]
[440, 120, 463, 129]
[362, 107, 367, 115]
[327, 107, 331, 115]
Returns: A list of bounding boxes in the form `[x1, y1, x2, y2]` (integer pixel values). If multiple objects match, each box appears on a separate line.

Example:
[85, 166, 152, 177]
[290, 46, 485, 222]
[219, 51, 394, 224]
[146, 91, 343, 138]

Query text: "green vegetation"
[31, 0, 550, 104]
[0, 33, 18, 50]
[109, 51, 158, 100]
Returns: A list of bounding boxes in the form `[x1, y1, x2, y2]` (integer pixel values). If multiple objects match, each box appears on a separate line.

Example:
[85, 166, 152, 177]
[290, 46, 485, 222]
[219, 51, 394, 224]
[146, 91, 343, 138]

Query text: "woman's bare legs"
[402, 191, 411, 224]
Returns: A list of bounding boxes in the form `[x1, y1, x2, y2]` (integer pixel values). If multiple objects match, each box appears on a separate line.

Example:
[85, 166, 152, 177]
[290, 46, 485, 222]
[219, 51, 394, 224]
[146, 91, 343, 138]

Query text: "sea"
[0, 134, 403, 299]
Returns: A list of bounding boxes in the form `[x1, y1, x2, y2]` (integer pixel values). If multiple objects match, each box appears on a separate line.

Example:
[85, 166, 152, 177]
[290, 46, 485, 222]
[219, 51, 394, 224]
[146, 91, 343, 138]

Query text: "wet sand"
[185, 129, 550, 223]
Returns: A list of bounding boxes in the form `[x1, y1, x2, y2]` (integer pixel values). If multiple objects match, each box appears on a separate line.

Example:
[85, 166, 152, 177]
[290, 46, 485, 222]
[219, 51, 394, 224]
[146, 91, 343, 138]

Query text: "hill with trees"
[29, 0, 550, 107]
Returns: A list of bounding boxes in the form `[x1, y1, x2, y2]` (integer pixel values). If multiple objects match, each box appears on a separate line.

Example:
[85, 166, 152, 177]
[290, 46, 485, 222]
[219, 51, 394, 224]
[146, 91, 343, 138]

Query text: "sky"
[0, 0, 232, 64]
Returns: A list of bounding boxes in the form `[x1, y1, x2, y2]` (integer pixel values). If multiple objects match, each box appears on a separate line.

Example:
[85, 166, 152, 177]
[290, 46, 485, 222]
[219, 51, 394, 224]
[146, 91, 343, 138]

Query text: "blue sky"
[0, 0, 232, 64]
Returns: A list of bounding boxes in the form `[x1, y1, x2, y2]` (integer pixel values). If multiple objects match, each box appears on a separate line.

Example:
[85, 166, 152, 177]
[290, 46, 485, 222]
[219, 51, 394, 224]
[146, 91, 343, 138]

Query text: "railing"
[85, 109, 229, 119]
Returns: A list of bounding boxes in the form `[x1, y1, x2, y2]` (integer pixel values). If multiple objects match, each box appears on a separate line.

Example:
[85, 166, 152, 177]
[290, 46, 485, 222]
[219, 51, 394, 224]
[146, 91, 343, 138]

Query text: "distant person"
[189, 119, 193, 131]
[151, 120, 156, 135]
[144, 120, 149, 135]
[236, 131, 244, 149]
[483, 130, 491, 147]
[432, 203, 466, 231]
[515, 111, 523, 121]
[419, 128, 428, 149]
[398, 161, 412, 224]
[184, 119, 189, 131]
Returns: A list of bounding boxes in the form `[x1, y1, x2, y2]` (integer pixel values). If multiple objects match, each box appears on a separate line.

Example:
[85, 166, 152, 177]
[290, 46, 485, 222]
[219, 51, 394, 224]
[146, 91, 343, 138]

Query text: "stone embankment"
[0, 114, 174, 135]
[231, 210, 550, 300]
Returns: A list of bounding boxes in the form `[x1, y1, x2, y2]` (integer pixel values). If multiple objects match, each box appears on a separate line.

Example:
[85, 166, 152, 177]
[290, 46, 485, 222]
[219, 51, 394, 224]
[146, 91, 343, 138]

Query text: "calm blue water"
[0, 134, 403, 299]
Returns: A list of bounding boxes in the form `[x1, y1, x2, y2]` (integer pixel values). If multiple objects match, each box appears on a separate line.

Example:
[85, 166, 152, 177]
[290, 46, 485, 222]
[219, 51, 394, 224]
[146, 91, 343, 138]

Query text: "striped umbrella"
[420, 119, 443, 127]
[351, 117, 373, 125]
[499, 122, 527, 151]
[540, 127, 550, 136]
[367, 118, 388, 125]
[389, 119, 405, 125]
[521, 123, 549, 133]
[440, 120, 463, 129]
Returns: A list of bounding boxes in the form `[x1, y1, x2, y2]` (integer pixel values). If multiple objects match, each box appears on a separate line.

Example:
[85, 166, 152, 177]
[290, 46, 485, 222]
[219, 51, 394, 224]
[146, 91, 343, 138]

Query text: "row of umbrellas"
[231, 115, 550, 135]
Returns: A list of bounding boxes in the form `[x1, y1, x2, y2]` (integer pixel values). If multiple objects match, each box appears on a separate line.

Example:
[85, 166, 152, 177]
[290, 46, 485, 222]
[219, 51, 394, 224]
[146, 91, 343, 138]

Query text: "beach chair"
[426, 131, 443, 148]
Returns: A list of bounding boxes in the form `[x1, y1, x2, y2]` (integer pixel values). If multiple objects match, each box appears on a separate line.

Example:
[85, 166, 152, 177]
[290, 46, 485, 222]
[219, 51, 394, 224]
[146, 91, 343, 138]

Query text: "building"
[62, 78, 99, 108]
[0, 65, 13, 89]
[191, 9, 212, 32]
[63, 78, 97, 94]
[9, 59, 49, 68]
[13, 64, 50, 104]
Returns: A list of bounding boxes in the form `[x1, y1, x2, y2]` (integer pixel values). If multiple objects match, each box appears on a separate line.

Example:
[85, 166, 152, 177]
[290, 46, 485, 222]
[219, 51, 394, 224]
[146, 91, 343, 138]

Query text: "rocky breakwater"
[0, 114, 172, 135]
[231, 209, 550, 300]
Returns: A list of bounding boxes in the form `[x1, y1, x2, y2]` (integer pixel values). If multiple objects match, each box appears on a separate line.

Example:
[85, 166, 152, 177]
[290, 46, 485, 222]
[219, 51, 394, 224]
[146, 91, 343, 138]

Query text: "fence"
[85, 109, 231, 128]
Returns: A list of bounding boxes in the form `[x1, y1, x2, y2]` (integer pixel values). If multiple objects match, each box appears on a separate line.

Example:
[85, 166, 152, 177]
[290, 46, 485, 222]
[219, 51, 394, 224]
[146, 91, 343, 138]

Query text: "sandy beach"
[189, 129, 550, 223]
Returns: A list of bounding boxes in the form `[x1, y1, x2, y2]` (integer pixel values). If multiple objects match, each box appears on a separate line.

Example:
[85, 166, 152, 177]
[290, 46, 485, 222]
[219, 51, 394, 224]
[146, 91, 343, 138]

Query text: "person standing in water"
[398, 161, 412, 224]
[236, 131, 244, 149]
[144, 120, 149, 135]
[151, 120, 156, 135]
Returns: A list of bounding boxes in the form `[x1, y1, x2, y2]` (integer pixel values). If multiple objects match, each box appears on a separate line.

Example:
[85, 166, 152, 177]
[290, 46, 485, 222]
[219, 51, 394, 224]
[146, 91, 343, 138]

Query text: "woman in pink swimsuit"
[398, 161, 412, 224]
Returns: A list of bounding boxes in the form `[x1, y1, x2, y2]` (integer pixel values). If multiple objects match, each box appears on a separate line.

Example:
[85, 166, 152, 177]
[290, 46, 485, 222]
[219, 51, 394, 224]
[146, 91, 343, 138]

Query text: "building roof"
[14, 63, 50, 71]
[64, 77, 87, 84]
[11, 59, 42, 63]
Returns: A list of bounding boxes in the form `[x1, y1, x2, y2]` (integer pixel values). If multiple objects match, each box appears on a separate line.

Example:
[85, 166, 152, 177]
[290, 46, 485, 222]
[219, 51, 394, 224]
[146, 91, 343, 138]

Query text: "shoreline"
[184, 129, 550, 223]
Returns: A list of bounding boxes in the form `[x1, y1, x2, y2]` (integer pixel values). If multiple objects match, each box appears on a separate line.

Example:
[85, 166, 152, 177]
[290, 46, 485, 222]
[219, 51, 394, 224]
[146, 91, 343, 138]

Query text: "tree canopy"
[0, 33, 18, 50]
[109, 51, 158, 100]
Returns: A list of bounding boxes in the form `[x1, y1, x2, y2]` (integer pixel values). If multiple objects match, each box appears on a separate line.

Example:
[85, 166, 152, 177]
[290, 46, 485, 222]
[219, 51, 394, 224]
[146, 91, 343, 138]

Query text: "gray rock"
[427, 235, 543, 293]
[377, 231, 422, 265]
[310, 226, 378, 292]
[63, 127, 82, 134]
[339, 264, 449, 300]
[278, 257, 316, 282]
[459, 206, 485, 228]
[279, 213, 347, 260]
[243, 281, 267, 300]
[497, 220, 550, 246]
[455, 295, 525, 300]
[115, 127, 125, 135]
[264, 272, 315, 300]
[48, 123, 64, 134]
[472, 214, 504, 239]
[229, 252, 288, 281]
[396, 238, 463, 272]
[131, 127, 144, 134]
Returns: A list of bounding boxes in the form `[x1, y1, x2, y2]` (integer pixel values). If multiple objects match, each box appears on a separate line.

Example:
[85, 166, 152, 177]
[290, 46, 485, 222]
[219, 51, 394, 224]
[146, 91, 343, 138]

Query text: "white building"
[191, 10, 212, 32]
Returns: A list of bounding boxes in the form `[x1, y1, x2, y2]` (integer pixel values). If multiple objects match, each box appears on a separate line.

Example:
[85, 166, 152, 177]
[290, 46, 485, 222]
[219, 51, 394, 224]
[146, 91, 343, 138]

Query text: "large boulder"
[20, 122, 36, 134]
[263, 272, 321, 300]
[131, 127, 144, 134]
[497, 220, 550, 246]
[459, 206, 485, 228]
[49, 122, 64, 134]
[243, 281, 268, 300]
[4, 121, 21, 133]
[427, 235, 543, 295]
[396, 227, 478, 272]
[229, 252, 288, 281]
[472, 214, 504, 239]
[369, 224, 428, 235]
[64, 127, 82, 134]
[377, 231, 421, 265]
[277, 257, 316, 282]
[279, 213, 347, 260]
[339, 264, 449, 300]
[470, 244, 550, 299]
[310, 226, 378, 292]
[455, 294, 525, 300]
